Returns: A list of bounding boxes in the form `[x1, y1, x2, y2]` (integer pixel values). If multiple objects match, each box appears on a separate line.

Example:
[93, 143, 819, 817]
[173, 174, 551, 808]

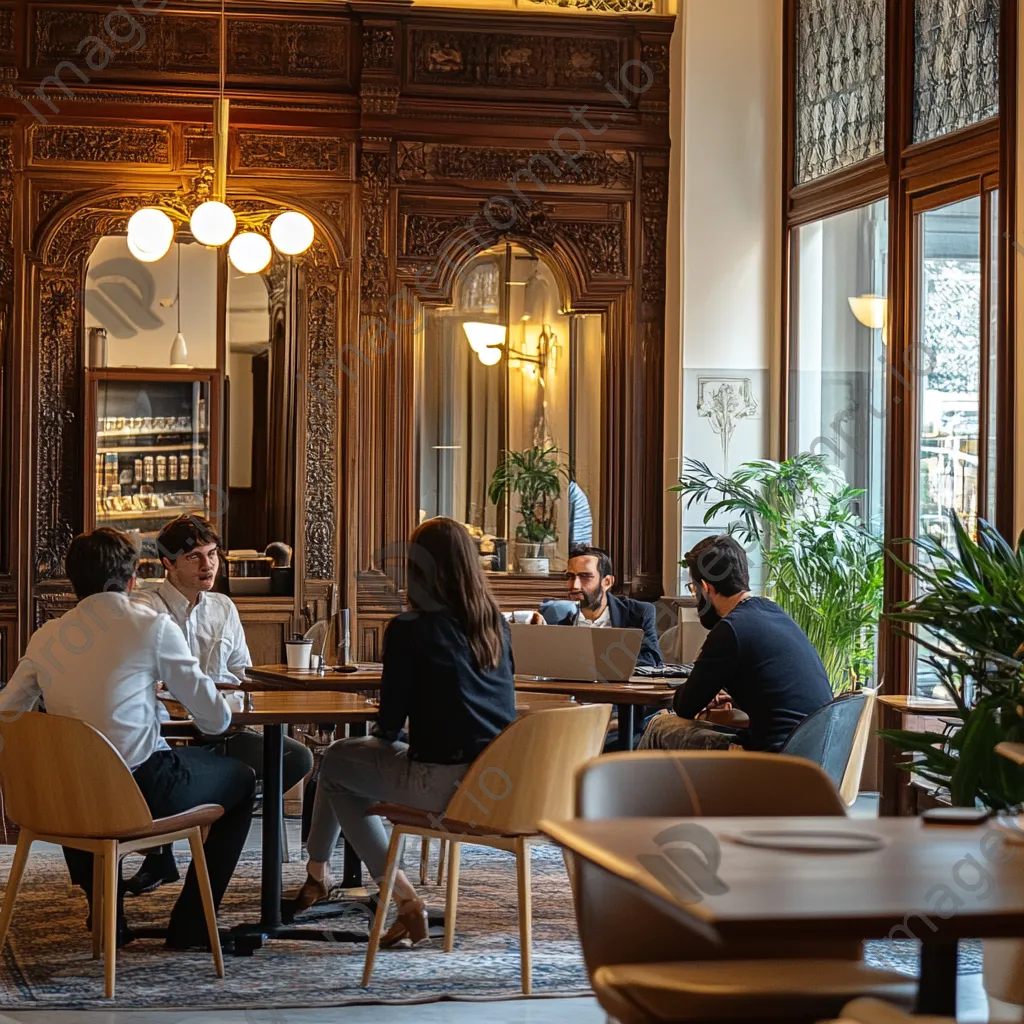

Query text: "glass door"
[912, 186, 999, 697]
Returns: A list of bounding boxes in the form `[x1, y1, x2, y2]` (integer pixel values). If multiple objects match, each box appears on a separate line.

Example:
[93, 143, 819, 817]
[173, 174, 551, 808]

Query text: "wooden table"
[244, 665, 680, 751]
[541, 814, 1024, 1015]
[877, 695, 958, 714]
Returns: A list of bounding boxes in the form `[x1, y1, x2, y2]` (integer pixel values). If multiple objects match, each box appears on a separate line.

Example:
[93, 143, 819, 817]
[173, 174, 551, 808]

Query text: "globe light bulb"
[127, 230, 171, 263]
[228, 232, 272, 274]
[127, 208, 174, 259]
[463, 322, 506, 354]
[269, 211, 315, 256]
[477, 345, 502, 366]
[190, 201, 237, 247]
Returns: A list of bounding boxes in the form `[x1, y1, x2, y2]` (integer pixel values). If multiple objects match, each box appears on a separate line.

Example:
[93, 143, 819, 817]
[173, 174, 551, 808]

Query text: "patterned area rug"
[0, 824, 983, 1009]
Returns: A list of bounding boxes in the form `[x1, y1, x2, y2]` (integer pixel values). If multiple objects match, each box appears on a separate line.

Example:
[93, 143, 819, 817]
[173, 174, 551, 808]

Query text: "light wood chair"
[415, 692, 575, 887]
[839, 687, 879, 806]
[0, 712, 226, 998]
[363, 703, 612, 994]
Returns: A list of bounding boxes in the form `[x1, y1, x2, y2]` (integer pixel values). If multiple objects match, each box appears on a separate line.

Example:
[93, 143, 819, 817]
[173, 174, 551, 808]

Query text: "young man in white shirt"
[0, 528, 255, 949]
[130, 514, 312, 897]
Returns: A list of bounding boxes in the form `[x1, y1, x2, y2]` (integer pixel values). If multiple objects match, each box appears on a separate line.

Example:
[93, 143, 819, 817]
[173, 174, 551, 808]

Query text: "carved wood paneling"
[35, 273, 81, 580]
[0, 132, 12, 292]
[30, 10, 351, 86]
[395, 142, 634, 189]
[560, 220, 626, 276]
[409, 29, 623, 92]
[28, 125, 171, 167]
[235, 132, 351, 176]
[363, 27, 398, 71]
[0, 7, 13, 57]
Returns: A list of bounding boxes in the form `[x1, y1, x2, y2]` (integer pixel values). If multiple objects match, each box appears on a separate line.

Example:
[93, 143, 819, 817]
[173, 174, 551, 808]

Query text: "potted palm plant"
[674, 453, 884, 693]
[879, 513, 1024, 809]
[488, 444, 567, 574]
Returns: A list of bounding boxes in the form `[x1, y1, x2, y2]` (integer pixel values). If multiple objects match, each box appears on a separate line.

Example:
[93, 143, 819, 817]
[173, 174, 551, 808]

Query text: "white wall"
[663, 0, 783, 594]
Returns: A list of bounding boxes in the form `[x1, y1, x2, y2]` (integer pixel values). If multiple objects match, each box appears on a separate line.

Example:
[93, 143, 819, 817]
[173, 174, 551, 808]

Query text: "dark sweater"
[376, 611, 517, 764]
[673, 597, 833, 752]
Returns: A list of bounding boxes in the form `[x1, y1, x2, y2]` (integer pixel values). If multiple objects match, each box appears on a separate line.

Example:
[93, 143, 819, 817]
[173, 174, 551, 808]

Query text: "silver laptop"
[510, 624, 643, 682]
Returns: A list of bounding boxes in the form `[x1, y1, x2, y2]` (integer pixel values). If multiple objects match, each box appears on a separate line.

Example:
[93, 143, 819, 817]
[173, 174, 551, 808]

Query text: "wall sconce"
[463, 321, 506, 365]
[848, 294, 888, 345]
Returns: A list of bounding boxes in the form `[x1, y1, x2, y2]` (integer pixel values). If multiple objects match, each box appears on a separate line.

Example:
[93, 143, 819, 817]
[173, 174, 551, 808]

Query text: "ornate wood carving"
[640, 166, 668, 315]
[361, 84, 400, 116]
[35, 273, 81, 580]
[560, 220, 626, 276]
[35, 189, 79, 226]
[410, 30, 621, 91]
[33, 10, 220, 75]
[0, 7, 13, 56]
[29, 125, 170, 166]
[300, 263, 339, 581]
[395, 142, 633, 189]
[525, 0, 655, 10]
[229, 19, 350, 82]
[363, 27, 397, 71]
[0, 132, 12, 293]
[360, 150, 391, 318]
[235, 132, 350, 175]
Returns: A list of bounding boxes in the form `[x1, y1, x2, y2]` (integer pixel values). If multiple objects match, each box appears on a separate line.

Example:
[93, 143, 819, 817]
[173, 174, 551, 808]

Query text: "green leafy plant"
[488, 445, 567, 547]
[673, 453, 884, 693]
[879, 513, 1024, 810]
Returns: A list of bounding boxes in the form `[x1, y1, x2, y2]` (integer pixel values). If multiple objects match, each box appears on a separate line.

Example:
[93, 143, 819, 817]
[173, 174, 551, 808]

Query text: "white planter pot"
[517, 556, 550, 575]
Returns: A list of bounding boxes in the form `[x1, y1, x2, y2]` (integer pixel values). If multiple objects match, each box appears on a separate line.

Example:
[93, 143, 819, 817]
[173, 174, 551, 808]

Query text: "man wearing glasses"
[547, 544, 663, 667]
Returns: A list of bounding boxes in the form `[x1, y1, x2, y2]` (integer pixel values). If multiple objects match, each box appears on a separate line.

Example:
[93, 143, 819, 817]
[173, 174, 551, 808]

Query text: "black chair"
[779, 691, 868, 789]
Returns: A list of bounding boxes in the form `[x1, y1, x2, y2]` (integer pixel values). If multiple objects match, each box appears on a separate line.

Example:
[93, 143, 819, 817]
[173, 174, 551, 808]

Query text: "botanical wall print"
[696, 376, 759, 473]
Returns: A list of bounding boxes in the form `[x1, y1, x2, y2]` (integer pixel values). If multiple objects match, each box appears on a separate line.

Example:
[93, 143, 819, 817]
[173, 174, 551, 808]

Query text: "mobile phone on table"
[921, 806, 991, 825]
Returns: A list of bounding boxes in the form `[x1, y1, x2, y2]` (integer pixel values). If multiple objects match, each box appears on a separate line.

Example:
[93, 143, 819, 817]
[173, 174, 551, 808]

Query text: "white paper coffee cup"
[285, 639, 313, 670]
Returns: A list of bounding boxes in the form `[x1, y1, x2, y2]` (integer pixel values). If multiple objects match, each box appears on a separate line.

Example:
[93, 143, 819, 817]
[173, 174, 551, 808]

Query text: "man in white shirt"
[0, 528, 255, 949]
[130, 514, 312, 897]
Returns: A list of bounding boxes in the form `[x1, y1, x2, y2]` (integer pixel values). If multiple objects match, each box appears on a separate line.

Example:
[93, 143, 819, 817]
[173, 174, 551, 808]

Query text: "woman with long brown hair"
[291, 517, 516, 944]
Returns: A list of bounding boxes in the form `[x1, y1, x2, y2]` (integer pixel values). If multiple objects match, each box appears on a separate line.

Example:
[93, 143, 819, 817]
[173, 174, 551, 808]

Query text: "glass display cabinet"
[86, 371, 221, 558]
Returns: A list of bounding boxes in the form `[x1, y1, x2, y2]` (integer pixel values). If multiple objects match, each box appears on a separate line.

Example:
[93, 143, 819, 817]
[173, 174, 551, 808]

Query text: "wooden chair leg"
[516, 838, 532, 996]
[436, 838, 447, 886]
[443, 841, 461, 953]
[187, 827, 224, 979]
[418, 837, 429, 885]
[281, 815, 290, 864]
[91, 849, 104, 960]
[0, 832, 31, 952]
[102, 840, 119, 999]
[361, 828, 403, 988]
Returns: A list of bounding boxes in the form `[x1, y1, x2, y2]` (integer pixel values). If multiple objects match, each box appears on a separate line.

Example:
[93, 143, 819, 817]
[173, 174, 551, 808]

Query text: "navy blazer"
[555, 593, 664, 668]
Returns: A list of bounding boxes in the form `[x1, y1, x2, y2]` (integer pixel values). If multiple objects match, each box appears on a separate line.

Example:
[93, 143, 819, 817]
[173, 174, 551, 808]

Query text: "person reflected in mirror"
[639, 535, 832, 752]
[290, 518, 516, 946]
[129, 515, 312, 898]
[568, 478, 593, 547]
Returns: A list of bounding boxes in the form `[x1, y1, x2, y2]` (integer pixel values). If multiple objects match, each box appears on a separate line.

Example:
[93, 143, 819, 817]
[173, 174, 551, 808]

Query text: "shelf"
[97, 444, 207, 455]
[97, 429, 206, 439]
[96, 505, 202, 521]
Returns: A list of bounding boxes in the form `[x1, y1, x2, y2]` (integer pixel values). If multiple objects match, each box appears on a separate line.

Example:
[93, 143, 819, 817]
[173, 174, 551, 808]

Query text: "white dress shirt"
[0, 591, 231, 769]
[135, 580, 251, 685]
[575, 604, 612, 628]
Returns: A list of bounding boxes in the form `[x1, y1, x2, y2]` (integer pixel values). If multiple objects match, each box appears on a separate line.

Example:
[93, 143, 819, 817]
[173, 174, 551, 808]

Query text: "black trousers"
[63, 745, 256, 940]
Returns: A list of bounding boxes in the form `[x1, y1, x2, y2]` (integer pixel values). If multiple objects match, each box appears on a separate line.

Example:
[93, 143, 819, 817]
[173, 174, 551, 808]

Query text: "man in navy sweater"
[640, 535, 832, 752]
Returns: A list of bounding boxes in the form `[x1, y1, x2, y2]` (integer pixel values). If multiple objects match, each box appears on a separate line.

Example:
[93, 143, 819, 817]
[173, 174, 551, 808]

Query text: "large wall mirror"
[84, 235, 297, 572]
[416, 242, 604, 573]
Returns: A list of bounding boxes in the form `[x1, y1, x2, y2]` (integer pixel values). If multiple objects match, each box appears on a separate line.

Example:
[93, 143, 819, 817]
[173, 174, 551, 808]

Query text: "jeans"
[638, 714, 741, 751]
[305, 736, 468, 879]
[63, 745, 256, 941]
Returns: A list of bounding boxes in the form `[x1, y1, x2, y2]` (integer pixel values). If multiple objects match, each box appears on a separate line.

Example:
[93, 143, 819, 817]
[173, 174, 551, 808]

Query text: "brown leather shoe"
[284, 875, 329, 916]
[380, 897, 429, 948]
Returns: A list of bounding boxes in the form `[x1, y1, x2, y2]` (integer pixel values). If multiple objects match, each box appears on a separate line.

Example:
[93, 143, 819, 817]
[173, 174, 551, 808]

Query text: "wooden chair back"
[0, 713, 153, 837]
[445, 704, 612, 834]
[839, 688, 878, 806]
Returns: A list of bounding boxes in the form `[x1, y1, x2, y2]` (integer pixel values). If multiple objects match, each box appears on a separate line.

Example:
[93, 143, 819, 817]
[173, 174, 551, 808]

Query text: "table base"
[917, 939, 958, 1016]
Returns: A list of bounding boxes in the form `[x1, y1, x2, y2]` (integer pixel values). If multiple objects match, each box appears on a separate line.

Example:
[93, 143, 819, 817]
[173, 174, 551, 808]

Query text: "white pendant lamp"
[127, 207, 174, 262]
[270, 211, 315, 256]
[169, 244, 189, 367]
[190, 200, 236, 247]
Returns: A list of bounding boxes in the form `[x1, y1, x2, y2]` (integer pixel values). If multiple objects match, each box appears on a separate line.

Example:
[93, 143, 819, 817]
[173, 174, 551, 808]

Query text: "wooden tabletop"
[540, 815, 1024, 942]
[232, 691, 379, 726]
[877, 694, 959, 714]
[245, 664, 679, 705]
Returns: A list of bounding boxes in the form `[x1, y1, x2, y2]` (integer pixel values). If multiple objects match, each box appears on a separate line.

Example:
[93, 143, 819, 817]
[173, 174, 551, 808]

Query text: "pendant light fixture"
[126, 0, 314, 271]
[169, 244, 188, 367]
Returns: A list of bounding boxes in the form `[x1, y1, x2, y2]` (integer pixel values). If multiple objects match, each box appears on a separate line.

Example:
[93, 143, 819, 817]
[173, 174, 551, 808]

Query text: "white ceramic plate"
[723, 829, 887, 852]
